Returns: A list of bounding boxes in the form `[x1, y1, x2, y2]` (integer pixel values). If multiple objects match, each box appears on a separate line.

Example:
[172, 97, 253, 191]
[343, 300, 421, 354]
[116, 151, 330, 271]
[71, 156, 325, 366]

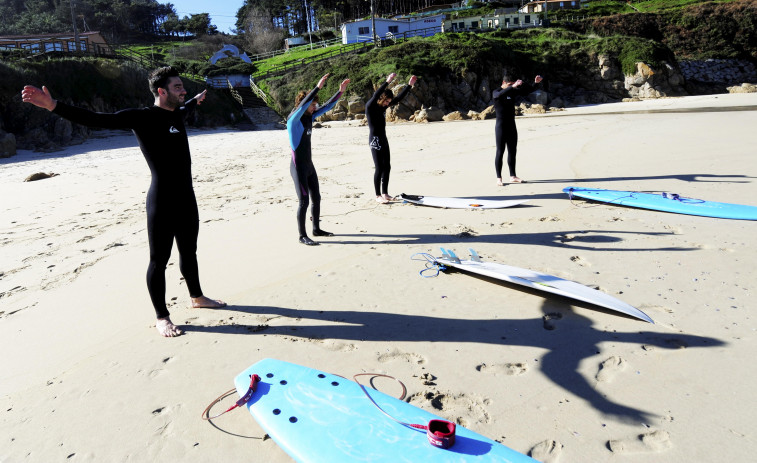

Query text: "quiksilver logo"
[169, 126, 180, 134]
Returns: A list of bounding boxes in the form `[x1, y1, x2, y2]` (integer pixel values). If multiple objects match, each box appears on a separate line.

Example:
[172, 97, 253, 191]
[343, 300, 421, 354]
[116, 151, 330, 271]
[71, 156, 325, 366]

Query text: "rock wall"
[679, 59, 757, 85]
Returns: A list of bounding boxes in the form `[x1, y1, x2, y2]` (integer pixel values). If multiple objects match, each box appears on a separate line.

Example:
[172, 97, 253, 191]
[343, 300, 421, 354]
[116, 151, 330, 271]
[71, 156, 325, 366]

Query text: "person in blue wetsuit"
[287, 73, 350, 246]
[21, 66, 225, 338]
[365, 72, 417, 203]
[492, 73, 543, 185]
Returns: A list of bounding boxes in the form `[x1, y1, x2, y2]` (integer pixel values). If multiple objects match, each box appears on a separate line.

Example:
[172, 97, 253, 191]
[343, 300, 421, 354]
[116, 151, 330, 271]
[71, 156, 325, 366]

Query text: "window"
[45, 42, 63, 51]
[0, 44, 16, 49]
[505, 18, 510, 25]
[494, 19, 499, 26]
[358, 26, 369, 34]
[388, 26, 398, 33]
[471, 21, 478, 28]
[487, 20, 493, 28]
[458, 22, 464, 28]
[513, 17, 519, 25]
[524, 15, 530, 23]
[22, 43, 41, 52]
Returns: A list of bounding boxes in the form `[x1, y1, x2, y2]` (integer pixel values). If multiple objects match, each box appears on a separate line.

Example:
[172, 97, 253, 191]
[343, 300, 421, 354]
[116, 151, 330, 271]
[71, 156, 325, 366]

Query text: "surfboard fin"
[468, 249, 482, 262]
[446, 249, 461, 263]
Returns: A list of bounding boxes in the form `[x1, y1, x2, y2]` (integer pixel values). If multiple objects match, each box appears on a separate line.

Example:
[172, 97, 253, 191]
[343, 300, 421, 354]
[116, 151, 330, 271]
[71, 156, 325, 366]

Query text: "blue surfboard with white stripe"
[563, 186, 757, 220]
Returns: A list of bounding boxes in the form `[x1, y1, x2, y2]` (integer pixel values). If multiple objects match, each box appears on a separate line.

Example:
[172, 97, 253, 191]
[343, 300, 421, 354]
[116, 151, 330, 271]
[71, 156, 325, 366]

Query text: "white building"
[340, 15, 444, 44]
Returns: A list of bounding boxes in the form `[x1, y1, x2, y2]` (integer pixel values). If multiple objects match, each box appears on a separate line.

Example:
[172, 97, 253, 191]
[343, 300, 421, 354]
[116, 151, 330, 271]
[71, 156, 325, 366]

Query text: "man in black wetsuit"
[365, 73, 417, 203]
[492, 73, 543, 185]
[21, 66, 225, 338]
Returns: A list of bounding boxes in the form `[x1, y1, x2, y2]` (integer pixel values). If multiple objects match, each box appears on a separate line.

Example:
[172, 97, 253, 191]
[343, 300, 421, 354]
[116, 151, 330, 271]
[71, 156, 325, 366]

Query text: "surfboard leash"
[201, 374, 261, 420]
[411, 252, 447, 277]
[353, 373, 457, 449]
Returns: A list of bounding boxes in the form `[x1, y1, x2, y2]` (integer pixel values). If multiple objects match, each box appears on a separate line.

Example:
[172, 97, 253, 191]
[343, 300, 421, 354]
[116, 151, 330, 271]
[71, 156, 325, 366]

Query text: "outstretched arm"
[22, 84, 138, 129]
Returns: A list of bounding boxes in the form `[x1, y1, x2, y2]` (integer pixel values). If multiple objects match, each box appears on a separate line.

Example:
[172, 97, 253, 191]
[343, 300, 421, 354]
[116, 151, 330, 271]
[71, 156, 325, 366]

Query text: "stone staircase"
[228, 87, 284, 130]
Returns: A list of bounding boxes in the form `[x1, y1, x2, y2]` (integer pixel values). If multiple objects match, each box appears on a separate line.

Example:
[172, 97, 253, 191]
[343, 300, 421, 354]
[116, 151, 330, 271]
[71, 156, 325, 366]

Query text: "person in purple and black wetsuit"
[492, 72, 543, 185]
[365, 73, 417, 204]
[21, 66, 225, 338]
[287, 73, 351, 246]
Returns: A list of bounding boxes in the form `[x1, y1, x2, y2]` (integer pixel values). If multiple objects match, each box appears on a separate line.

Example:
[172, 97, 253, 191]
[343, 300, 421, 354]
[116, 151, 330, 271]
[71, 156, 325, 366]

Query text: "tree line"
[0, 0, 216, 42]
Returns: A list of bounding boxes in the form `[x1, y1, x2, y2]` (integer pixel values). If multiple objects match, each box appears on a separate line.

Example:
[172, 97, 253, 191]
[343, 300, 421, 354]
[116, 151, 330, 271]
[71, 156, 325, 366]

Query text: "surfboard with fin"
[417, 248, 653, 323]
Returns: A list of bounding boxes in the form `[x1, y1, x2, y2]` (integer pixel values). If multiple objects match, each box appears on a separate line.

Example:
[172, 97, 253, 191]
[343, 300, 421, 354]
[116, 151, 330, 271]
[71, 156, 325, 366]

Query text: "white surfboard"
[235, 358, 538, 462]
[399, 193, 529, 209]
[422, 248, 653, 323]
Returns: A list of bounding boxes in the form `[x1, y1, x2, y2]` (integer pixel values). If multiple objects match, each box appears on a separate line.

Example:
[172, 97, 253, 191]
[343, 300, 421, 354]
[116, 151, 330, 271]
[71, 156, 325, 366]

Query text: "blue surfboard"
[235, 358, 537, 462]
[563, 187, 757, 220]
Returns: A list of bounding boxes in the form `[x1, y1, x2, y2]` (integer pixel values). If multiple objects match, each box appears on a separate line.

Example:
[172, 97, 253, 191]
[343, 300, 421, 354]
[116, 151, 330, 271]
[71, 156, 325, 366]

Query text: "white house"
[340, 15, 444, 44]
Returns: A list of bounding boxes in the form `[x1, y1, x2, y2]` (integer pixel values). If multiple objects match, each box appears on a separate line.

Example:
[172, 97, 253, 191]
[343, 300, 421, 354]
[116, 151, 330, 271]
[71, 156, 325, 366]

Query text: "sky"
[169, 0, 245, 34]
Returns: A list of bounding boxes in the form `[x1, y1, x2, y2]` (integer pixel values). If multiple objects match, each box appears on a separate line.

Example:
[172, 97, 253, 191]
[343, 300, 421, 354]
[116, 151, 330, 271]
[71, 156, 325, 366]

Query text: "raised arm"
[313, 79, 350, 119]
[388, 75, 417, 107]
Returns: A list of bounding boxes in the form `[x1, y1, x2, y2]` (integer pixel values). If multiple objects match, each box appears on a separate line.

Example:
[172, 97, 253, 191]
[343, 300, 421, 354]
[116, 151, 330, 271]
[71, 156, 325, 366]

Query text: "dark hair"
[294, 90, 318, 107]
[148, 66, 180, 98]
[502, 73, 513, 83]
[381, 89, 394, 101]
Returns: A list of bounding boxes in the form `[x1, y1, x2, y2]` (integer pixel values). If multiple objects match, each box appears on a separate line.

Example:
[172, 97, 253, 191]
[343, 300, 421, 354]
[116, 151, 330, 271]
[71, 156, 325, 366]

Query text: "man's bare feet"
[156, 317, 183, 337]
[191, 295, 227, 308]
[496, 178, 504, 186]
[381, 193, 395, 201]
[510, 176, 526, 183]
[376, 196, 389, 204]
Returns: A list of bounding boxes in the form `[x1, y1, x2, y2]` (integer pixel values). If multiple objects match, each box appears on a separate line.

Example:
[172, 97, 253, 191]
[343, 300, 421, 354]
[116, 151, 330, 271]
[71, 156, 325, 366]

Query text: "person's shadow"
[185, 298, 724, 424]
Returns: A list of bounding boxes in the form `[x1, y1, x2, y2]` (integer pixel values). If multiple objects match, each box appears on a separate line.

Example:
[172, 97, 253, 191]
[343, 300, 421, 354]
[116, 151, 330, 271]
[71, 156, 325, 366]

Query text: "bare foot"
[496, 178, 504, 186]
[382, 194, 395, 201]
[510, 176, 526, 183]
[376, 196, 389, 204]
[191, 295, 227, 308]
[156, 317, 183, 337]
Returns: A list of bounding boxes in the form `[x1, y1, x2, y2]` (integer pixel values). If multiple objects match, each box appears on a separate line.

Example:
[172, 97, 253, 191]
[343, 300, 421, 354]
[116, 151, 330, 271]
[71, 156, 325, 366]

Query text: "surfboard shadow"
[185, 304, 725, 424]
[327, 229, 699, 252]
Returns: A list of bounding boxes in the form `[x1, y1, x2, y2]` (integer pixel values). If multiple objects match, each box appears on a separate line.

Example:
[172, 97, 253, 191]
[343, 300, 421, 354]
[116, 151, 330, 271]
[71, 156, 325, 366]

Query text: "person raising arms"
[492, 73, 543, 185]
[287, 73, 350, 245]
[365, 73, 417, 203]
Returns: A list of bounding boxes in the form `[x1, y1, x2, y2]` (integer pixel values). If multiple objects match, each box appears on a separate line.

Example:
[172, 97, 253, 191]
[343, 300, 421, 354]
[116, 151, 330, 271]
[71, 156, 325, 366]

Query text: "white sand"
[1, 93, 756, 462]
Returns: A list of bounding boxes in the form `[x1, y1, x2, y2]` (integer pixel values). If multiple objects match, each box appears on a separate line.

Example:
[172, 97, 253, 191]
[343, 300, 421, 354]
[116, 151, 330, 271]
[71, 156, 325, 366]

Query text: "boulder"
[443, 111, 468, 121]
[0, 131, 16, 158]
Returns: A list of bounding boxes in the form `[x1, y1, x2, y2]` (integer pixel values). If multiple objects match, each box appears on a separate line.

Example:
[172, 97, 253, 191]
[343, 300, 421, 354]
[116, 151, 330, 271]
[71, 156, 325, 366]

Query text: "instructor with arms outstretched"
[21, 66, 226, 338]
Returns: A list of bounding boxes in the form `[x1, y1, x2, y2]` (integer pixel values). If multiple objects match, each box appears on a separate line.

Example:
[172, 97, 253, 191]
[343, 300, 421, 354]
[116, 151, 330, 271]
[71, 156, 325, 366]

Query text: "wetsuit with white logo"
[287, 85, 343, 238]
[53, 99, 203, 319]
[492, 83, 535, 178]
[365, 82, 412, 196]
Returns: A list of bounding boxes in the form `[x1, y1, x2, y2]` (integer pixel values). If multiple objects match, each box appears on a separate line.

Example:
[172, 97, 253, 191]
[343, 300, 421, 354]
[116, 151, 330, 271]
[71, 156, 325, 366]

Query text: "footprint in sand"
[529, 439, 564, 463]
[542, 312, 563, 331]
[596, 356, 626, 382]
[377, 350, 426, 365]
[476, 362, 528, 376]
[608, 430, 672, 454]
[569, 255, 590, 267]
[409, 391, 491, 427]
[314, 339, 357, 352]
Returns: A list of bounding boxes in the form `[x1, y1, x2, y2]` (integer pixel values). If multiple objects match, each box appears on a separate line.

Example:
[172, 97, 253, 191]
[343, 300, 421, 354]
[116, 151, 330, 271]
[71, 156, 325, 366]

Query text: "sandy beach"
[1, 92, 756, 462]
